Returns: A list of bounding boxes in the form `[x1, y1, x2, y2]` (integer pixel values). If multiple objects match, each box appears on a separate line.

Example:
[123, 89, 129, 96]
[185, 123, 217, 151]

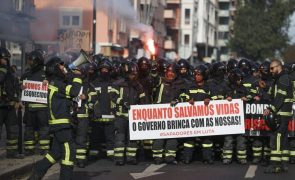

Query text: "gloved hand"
[123, 102, 130, 110]
[189, 98, 195, 105]
[204, 98, 210, 106]
[170, 99, 179, 107]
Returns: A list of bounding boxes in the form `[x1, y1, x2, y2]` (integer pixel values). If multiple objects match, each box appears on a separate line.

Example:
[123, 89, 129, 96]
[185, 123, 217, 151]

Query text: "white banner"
[21, 80, 48, 104]
[129, 99, 245, 140]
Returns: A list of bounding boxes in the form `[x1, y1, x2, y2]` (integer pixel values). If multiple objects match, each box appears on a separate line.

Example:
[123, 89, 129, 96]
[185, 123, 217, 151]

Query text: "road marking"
[130, 164, 166, 179]
[245, 165, 257, 178]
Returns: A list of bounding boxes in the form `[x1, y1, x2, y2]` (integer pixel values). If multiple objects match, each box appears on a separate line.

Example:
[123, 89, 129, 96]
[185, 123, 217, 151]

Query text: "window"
[185, 9, 190, 25]
[219, 17, 229, 25]
[184, 34, 190, 45]
[14, 0, 23, 11]
[218, 32, 229, 39]
[219, 2, 230, 10]
[59, 8, 82, 28]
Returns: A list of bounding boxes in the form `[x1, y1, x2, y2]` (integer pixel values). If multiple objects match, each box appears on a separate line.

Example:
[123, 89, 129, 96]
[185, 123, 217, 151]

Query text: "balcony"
[164, 9, 175, 19]
[166, 0, 180, 4]
[164, 39, 176, 50]
[219, 10, 230, 17]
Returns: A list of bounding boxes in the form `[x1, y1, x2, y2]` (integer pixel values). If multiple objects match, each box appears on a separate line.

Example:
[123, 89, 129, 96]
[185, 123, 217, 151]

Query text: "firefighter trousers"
[0, 106, 19, 155]
[32, 128, 75, 180]
[74, 117, 89, 163]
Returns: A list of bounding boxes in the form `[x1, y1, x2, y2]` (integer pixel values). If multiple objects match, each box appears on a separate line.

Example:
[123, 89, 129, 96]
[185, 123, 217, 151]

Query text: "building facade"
[0, 0, 35, 73]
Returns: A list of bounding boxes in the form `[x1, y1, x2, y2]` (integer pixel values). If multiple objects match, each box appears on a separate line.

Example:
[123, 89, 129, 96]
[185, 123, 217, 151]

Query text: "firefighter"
[181, 64, 211, 164]
[289, 64, 295, 164]
[177, 59, 193, 83]
[88, 58, 115, 160]
[73, 64, 91, 168]
[263, 59, 293, 173]
[137, 57, 154, 158]
[222, 68, 249, 165]
[110, 61, 146, 166]
[251, 61, 273, 165]
[207, 62, 229, 162]
[0, 47, 22, 159]
[28, 56, 84, 180]
[152, 63, 184, 165]
[20, 50, 50, 156]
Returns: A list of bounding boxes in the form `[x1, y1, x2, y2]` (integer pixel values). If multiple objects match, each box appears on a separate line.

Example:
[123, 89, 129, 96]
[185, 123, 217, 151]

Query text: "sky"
[289, 12, 295, 43]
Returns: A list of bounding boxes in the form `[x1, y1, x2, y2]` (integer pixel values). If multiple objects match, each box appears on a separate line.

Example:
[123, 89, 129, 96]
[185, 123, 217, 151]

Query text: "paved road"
[35, 159, 295, 180]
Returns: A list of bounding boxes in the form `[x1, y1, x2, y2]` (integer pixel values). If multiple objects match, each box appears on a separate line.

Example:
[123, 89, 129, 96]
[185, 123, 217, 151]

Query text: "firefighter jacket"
[20, 67, 47, 111]
[269, 71, 293, 118]
[183, 83, 211, 102]
[110, 78, 146, 119]
[226, 83, 248, 99]
[75, 78, 90, 120]
[207, 78, 229, 100]
[0, 65, 17, 107]
[258, 78, 273, 102]
[138, 74, 153, 104]
[47, 75, 82, 132]
[88, 76, 114, 121]
[241, 75, 259, 100]
[154, 78, 185, 104]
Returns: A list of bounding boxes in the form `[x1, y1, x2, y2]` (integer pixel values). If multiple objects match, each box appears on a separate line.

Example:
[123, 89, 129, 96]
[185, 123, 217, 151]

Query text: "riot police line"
[1, 46, 295, 179]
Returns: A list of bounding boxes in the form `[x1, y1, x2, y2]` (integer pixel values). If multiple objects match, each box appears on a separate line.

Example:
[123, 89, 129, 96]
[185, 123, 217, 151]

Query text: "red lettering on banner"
[244, 119, 271, 131]
[216, 103, 238, 115]
[24, 82, 41, 90]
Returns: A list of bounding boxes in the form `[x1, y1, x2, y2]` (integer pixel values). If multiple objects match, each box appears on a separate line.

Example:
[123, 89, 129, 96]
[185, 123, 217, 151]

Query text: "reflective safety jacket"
[154, 78, 184, 104]
[20, 67, 47, 111]
[207, 78, 229, 100]
[110, 79, 146, 119]
[269, 71, 293, 117]
[0, 65, 17, 107]
[241, 75, 259, 100]
[47, 75, 82, 132]
[183, 83, 211, 102]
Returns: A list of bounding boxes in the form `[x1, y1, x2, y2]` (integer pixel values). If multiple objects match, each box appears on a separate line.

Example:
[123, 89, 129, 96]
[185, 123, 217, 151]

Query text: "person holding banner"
[110, 61, 146, 166]
[181, 64, 212, 164]
[152, 63, 184, 165]
[222, 68, 250, 165]
[263, 59, 293, 173]
[289, 65, 295, 164]
[20, 50, 50, 156]
[28, 56, 84, 180]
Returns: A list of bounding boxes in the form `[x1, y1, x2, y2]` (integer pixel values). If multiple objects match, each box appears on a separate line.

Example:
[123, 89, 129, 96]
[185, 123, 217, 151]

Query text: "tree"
[229, 0, 295, 61]
[282, 44, 295, 63]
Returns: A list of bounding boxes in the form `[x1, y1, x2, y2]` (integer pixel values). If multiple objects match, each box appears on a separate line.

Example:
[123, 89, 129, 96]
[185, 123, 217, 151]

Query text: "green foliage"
[229, 0, 295, 61]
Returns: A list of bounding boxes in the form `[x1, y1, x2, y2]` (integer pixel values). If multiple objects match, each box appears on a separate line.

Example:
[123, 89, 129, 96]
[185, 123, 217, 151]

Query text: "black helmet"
[251, 62, 260, 73]
[228, 68, 244, 85]
[264, 111, 280, 131]
[123, 61, 139, 76]
[177, 59, 190, 69]
[98, 57, 112, 70]
[0, 47, 11, 60]
[28, 50, 45, 67]
[158, 59, 169, 77]
[212, 61, 226, 77]
[227, 58, 238, 73]
[166, 63, 179, 74]
[194, 64, 209, 80]
[259, 61, 270, 80]
[238, 58, 252, 75]
[138, 57, 151, 75]
[45, 56, 64, 77]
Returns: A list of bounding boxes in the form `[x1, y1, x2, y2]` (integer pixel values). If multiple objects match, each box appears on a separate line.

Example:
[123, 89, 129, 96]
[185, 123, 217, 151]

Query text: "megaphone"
[67, 49, 91, 70]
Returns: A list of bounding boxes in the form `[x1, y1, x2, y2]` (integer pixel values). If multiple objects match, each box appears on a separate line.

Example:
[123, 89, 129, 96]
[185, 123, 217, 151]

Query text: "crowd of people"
[0, 46, 295, 179]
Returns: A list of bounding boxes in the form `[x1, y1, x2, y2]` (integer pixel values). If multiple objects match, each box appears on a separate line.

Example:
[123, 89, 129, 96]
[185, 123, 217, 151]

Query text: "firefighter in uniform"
[263, 59, 293, 173]
[222, 68, 249, 165]
[289, 64, 295, 164]
[0, 47, 22, 158]
[73, 64, 91, 168]
[110, 61, 146, 166]
[177, 59, 193, 83]
[251, 61, 273, 164]
[152, 63, 184, 164]
[88, 58, 115, 160]
[21, 50, 50, 156]
[28, 56, 84, 180]
[181, 64, 211, 164]
[207, 62, 229, 162]
[137, 57, 154, 158]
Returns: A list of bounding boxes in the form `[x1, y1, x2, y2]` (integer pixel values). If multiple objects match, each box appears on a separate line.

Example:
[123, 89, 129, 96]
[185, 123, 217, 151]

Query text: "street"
[29, 159, 295, 180]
